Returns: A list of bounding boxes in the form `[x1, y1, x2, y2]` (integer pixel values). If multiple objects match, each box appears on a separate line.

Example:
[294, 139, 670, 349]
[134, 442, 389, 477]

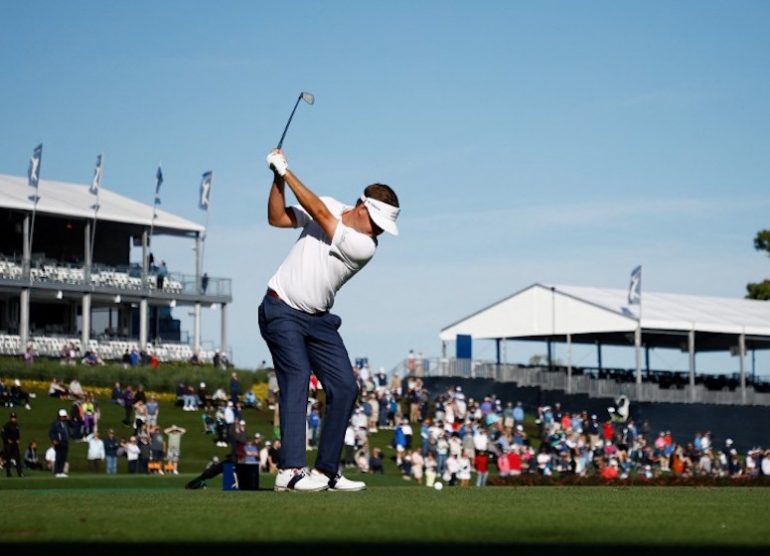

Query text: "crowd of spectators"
[323, 367, 770, 487]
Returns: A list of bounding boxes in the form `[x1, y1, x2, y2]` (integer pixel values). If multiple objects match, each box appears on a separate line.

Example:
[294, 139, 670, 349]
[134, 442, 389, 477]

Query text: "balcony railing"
[0, 255, 231, 299]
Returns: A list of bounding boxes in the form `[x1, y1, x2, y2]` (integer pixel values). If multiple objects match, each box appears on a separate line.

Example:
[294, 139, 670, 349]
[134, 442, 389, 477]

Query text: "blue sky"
[1, 1, 769, 374]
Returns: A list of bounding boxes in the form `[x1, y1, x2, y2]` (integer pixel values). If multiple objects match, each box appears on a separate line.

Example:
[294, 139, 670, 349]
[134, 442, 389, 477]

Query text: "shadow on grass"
[6, 542, 769, 556]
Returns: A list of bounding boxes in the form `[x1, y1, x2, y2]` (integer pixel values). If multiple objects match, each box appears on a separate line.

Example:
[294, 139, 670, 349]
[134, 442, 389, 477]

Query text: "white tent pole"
[567, 333, 572, 394]
[635, 295, 643, 400]
[688, 328, 696, 403]
[739, 332, 746, 405]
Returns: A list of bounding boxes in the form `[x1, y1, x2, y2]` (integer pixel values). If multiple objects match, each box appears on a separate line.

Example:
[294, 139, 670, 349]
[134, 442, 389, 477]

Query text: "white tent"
[440, 284, 770, 346]
[440, 284, 770, 402]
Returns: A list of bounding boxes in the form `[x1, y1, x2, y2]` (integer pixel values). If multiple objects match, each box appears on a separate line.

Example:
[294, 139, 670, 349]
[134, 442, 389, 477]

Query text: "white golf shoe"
[317, 470, 367, 492]
[274, 468, 329, 492]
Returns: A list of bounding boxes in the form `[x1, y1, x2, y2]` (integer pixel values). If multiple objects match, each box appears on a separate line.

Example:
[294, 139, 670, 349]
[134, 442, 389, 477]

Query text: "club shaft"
[277, 94, 303, 149]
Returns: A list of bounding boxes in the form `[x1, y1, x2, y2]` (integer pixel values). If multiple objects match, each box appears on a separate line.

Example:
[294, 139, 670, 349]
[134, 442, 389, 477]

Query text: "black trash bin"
[236, 463, 260, 491]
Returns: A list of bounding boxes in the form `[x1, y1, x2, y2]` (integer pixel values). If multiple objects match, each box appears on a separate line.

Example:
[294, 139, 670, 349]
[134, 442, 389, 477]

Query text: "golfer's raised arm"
[266, 149, 338, 239]
[267, 172, 296, 228]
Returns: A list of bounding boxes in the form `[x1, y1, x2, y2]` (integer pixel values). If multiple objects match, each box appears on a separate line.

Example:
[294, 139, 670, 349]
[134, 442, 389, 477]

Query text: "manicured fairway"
[3, 385, 769, 555]
[2, 483, 769, 548]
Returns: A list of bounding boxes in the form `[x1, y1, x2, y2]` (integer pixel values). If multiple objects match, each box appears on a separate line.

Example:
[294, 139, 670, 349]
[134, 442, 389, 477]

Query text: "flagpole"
[635, 267, 643, 400]
[89, 155, 103, 274]
[197, 171, 213, 289]
[26, 144, 43, 279]
[148, 165, 162, 270]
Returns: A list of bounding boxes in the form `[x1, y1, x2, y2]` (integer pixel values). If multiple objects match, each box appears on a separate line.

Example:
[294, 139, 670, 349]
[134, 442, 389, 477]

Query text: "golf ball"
[433, 481, 443, 491]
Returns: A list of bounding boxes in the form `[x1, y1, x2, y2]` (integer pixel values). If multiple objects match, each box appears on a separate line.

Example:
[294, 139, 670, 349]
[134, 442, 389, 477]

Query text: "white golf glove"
[266, 150, 288, 177]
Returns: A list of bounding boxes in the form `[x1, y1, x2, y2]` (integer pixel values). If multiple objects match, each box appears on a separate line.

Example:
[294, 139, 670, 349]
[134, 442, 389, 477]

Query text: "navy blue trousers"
[258, 295, 358, 474]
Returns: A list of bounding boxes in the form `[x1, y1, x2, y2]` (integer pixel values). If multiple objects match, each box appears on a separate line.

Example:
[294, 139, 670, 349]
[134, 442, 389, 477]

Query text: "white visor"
[360, 195, 400, 236]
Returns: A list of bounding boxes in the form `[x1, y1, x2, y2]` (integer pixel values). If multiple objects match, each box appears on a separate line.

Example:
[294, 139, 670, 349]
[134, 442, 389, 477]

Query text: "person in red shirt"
[601, 459, 620, 480]
[474, 451, 489, 487]
[508, 448, 523, 476]
[602, 420, 614, 443]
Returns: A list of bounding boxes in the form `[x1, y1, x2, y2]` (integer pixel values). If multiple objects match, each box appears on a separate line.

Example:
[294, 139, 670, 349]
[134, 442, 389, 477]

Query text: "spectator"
[156, 260, 168, 290]
[229, 372, 241, 403]
[475, 450, 489, 487]
[86, 431, 105, 472]
[69, 378, 85, 401]
[10, 379, 32, 410]
[164, 424, 186, 475]
[24, 440, 43, 471]
[146, 396, 160, 427]
[150, 426, 166, 473]
[124, 436, 140, 474]
[120, 385, 135, 426]
[104, 429, 120, 474]
[48, 409, 70, 478]
[2, 411, 23, 477]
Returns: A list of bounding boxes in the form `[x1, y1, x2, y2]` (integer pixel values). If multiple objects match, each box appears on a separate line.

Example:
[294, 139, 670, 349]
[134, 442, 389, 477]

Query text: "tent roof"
[0, 174, 204, 235]
[440, 284, 770, 351]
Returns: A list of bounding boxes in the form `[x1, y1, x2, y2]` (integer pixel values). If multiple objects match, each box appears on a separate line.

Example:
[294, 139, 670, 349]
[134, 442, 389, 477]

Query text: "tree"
[746, 230, 770, 300]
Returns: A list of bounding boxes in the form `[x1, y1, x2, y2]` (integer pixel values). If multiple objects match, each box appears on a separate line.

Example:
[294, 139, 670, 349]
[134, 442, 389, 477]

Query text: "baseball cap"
[58, 409, 68, 417]
[10, 412, 17, 418]
[360, 194, 399, 235]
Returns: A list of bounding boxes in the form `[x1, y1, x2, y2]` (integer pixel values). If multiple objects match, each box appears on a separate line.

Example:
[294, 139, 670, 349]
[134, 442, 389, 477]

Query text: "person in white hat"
[48, 409, 70, 477]
[260, 148, 400, 492]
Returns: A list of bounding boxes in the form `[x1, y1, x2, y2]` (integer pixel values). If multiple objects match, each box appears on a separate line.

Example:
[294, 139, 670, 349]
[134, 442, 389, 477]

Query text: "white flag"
[28, 144, 43, 189]
[628, 265, 642, 305]
[199, 171, 213, 210]
[90, 154, 103, 195]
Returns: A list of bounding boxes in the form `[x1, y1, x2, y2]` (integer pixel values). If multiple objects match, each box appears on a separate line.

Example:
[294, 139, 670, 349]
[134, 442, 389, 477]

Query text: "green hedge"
[0, 356, 269, 393]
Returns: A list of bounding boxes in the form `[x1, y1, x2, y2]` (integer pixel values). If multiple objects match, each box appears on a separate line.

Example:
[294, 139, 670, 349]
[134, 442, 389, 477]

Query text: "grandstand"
[436, 283, 770, 406]
[0, 173, 232, 363]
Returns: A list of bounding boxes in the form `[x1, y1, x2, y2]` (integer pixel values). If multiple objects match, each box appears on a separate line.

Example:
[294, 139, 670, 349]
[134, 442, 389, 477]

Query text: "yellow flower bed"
[4, 377, 267, 404]
[3, 378, 176, 402]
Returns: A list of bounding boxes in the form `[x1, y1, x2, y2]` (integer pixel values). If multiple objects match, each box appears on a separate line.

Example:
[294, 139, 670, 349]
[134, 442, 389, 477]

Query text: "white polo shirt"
[267, 197, 376, 313]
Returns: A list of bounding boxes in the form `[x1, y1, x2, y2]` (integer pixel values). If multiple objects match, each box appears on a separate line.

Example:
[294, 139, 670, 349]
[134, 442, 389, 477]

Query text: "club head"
[301, 92, 315, 105]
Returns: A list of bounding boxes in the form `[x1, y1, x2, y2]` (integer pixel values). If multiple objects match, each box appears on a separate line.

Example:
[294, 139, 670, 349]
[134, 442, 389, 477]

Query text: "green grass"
[1, 486, 769, 546]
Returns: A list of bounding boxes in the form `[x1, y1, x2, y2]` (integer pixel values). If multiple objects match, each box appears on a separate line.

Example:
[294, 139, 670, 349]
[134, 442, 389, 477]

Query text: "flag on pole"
[199, 171, 213, 210]
[628, 265, 642, 305]
[28, 144, 43, 190]
[154, 166, 163, 205]
[90, 154, 103, 195]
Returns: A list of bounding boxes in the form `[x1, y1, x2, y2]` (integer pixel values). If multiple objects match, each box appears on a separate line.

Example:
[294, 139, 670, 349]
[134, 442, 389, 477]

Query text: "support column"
[20, 215, 30, 353]
[739, 333, 746, 405]
[635, 325, 642, 400]
[193, 302, 201, 355]
[141, 229, 149, 289]
[139, 298, 148, 350]
[645, 346, 651, 379]
[567, 333, 572, 394]
[19, 289, 30, 354]
[84, 222, 92, 282]
[195, 233, 203, 293]
[688, 329, 696, 403]
[597, 342, 603, 372]
[220, 303, 228, 358]
[547, 340, 553, 371]
[81, 294, 91, 350]
[495, 338, 501, 365]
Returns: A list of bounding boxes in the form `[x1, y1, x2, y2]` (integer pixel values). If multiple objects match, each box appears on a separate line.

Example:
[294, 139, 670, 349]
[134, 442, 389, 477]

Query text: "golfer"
[260, 148, 399, 492]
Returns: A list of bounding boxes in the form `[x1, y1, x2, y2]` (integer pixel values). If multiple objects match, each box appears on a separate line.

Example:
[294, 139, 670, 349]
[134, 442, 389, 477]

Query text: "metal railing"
[0, 256, 231, 299]
[394, 357, 770, 406]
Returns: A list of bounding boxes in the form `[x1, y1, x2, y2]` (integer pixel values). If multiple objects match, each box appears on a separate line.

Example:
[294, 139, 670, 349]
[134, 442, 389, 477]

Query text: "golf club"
[276, 91, 315, 149]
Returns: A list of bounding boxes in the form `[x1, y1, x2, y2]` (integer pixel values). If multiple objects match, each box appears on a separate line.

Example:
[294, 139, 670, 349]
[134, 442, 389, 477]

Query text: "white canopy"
[0, 174, 204, 235]
[440, 284, 770, 350]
